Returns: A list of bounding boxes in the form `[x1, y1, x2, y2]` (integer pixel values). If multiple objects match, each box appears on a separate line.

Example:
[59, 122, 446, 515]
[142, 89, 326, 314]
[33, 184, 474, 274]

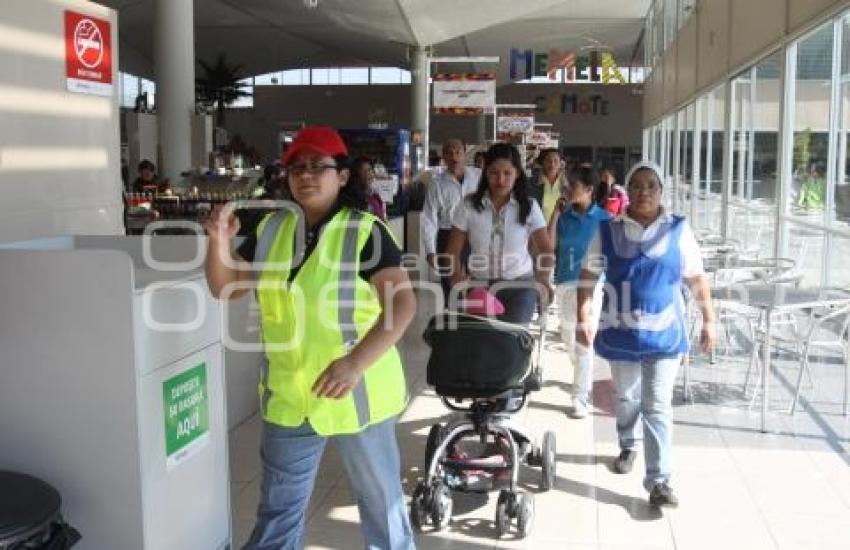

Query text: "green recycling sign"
[163, 362, 210, 469]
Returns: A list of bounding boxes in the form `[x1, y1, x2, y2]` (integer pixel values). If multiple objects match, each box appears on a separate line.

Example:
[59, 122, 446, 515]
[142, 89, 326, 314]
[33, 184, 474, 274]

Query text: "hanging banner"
[527, 131, 559, 148]
[432, 73, 495, 115]
[496, 114, 535, 135]
[65, 10, 113, 96]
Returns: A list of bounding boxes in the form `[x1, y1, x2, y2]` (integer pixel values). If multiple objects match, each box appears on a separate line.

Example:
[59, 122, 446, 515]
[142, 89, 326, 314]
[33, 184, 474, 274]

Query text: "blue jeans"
[608, 356, 681, 491]
[491, 283, 538, 325]
[244, 417, 415, 550]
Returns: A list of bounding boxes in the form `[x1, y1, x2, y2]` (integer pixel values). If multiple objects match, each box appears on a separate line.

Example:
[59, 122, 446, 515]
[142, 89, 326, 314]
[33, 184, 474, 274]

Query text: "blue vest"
[554, 204, 611, 284]
[594, 216, 690, 361]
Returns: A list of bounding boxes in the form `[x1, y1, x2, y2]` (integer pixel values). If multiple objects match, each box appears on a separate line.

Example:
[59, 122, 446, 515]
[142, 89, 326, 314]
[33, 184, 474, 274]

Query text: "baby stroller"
[410, 311, 556, 538]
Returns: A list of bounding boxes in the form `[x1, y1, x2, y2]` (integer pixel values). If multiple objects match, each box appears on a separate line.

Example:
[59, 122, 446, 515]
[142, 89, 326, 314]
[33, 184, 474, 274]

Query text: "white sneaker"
[567, 397, 589, 419]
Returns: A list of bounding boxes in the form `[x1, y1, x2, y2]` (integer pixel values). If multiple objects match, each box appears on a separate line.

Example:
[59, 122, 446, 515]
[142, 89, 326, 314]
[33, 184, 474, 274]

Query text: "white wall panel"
[788, 0, 844, 34]
[0, 0, 123, 241]
[729, 0, 787, 69]
[663, 42, 678, 112]
[697, 0, 731, 89]
[676, 16, 699, 104]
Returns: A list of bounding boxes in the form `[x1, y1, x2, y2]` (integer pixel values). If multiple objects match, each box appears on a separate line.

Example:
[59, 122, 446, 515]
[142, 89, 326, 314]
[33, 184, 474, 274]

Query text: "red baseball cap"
[282, 126, 348, 165]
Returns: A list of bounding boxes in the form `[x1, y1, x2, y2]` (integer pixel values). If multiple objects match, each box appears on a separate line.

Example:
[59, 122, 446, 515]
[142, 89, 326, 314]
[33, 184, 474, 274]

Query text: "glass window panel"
[141, 78, 156, 108]
[311, 68, 330, 85]
[695, 84, 725, 233]
[254, 72, 282, 85]
[665, 116, 674, 177]
[677, 105, 694, 216]
[727, 51, 782, 255]
[628, 66, 646, 83]
[828, 234, 850, 287]
[370, 67, 400, 83]
[751, 53, 782, 207]
[340, 67, 369, 84]
[730, 71, 750, 201]
[789, 23, 832, 230]
[329, 68, 341, 85]
[120, 72, 139, 108]
[400, 69, 411, 84]
[710, 83, 726, 197]
[656, 117, 672, 209]
[281, 69, 309, 85]
[726, 203, 775, 257]
[653, 123, 663, 166]
[786, 223, 825, 285]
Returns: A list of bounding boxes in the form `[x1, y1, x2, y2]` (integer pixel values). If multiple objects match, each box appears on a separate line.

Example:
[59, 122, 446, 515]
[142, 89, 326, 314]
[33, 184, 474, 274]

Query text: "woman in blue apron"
[576, 161, 716, 508]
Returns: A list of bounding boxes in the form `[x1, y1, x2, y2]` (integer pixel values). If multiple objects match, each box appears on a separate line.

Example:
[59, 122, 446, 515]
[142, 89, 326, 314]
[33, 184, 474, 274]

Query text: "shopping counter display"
[0, 236, 248, 550]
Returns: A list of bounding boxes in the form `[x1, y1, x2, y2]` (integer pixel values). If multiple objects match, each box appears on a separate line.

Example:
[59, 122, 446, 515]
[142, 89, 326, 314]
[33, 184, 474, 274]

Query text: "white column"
[775, 43, 798, 258]
[692, 100, 702, 224]
[154, 0, 194, 181]
[721, 79, 735, 239]
[410, 46, 430, 155]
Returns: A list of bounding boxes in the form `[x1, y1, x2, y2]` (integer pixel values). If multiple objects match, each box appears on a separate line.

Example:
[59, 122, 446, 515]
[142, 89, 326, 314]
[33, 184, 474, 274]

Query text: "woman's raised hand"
[204, 204, 240, 243]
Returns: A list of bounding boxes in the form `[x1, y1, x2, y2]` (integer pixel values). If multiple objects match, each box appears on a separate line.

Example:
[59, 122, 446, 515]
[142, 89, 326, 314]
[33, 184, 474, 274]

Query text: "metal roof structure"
[95, 0, 649, 82]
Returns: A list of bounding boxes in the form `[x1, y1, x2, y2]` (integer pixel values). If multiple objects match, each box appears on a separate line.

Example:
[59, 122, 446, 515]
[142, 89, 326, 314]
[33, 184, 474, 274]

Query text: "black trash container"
[0, 471, 80, 550]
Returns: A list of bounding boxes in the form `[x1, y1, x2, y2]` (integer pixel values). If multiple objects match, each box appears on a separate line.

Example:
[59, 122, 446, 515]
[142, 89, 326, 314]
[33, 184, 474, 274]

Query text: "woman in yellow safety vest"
[204, 126, 416, 549]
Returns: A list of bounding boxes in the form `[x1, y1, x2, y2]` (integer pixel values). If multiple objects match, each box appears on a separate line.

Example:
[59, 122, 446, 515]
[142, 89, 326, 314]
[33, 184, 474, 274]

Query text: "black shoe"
[649, 482, 679, 508]
[612, 449, 637, 474]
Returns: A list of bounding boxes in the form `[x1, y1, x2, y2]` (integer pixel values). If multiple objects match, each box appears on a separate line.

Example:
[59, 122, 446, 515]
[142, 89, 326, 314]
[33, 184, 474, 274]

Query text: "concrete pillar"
[154, 0, 194, 181]
[410, 46, 430, 156]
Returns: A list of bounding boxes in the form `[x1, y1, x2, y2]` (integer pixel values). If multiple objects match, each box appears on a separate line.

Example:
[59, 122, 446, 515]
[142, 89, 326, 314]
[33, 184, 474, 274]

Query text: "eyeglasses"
[288, 161, 338, 177]
[627, 182, 661, 194]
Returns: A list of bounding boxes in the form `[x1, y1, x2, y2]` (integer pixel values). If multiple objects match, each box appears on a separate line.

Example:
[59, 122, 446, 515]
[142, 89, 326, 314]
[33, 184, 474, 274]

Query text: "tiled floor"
[229, 292, 850, 549]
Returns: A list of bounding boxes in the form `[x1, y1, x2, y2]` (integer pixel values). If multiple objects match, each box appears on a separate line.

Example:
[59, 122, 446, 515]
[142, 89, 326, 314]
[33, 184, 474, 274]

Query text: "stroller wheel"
[430, 483, 452, 530]
[532, 368, 544, 390]
[409, 482, 430, 530]
[494, 489, 512, 536]
[540, 431, 557, 491]
[515, 492, 535, 538]
[424, 424, 445, 472]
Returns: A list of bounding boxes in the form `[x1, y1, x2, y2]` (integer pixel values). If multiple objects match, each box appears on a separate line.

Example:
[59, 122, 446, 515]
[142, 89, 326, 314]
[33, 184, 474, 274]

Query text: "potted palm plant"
[195, 53, 251, 127]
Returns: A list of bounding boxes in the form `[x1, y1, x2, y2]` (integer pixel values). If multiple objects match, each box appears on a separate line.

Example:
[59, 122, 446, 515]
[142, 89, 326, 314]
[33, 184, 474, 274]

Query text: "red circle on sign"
[74, 18, 104, 69]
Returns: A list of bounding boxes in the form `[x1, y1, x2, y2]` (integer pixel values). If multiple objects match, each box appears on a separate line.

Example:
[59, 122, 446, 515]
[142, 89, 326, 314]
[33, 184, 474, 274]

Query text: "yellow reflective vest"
[253, 206, 408, 435]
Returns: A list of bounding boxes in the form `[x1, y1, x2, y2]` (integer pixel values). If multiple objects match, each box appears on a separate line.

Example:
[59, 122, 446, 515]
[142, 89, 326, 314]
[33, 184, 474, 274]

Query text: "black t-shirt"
[236, 206, 403, 283]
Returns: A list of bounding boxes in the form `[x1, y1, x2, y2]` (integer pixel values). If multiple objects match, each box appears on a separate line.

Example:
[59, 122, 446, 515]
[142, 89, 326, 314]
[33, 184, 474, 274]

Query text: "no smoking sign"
[65, 10, 112, 96]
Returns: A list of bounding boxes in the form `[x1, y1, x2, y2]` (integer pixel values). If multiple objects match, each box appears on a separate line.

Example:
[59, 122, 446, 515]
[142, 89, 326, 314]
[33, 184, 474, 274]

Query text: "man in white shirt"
[420, 138, 481, 298]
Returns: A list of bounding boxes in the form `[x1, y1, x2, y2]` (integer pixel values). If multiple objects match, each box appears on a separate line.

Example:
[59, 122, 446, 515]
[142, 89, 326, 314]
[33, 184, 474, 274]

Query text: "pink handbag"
[464, 287, 505, 316]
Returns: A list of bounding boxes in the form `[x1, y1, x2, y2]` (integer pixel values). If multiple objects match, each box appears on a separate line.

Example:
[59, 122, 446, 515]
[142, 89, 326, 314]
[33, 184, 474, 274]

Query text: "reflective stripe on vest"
[254, 209, 288, 417]
[338, 211, 371, 427]
[254, 208, 406, 435]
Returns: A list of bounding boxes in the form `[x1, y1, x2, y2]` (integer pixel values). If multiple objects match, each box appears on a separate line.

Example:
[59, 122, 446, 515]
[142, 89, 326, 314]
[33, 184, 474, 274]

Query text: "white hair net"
[623, 160, 664, 191]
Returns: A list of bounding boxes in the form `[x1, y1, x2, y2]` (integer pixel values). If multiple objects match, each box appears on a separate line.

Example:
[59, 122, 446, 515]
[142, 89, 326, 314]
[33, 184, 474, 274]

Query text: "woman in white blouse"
[445, 142, 554, 324]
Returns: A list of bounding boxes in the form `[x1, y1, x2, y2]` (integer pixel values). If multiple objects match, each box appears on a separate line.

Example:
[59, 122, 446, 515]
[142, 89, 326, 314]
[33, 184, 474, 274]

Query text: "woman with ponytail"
[547, 164, 611, 419]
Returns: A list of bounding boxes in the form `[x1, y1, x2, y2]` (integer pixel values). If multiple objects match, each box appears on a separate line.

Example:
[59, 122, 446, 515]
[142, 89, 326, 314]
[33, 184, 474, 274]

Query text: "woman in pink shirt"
[600, 167, 629, 216]
[353, 157, 387, 221]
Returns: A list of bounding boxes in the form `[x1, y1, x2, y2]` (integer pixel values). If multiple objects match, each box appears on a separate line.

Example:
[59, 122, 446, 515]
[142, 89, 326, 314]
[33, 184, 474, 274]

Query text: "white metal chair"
[788, 302, 850, 415]
[744, 299, 850, 416]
